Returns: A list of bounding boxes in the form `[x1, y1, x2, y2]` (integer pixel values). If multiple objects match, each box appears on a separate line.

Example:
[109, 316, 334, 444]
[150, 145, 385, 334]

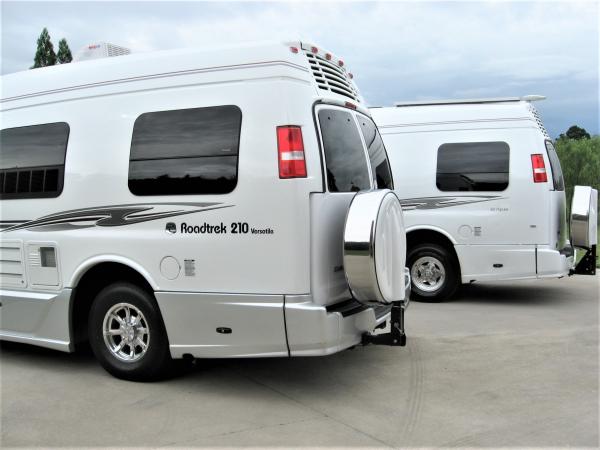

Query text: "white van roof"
[371, 96, 550, 138]
[1, 40, 362, 109]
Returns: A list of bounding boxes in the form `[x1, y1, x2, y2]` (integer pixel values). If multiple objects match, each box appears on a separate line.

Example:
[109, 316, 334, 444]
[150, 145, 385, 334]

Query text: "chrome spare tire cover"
[571, 185, 598, 249]
[343, 189, 407, 305]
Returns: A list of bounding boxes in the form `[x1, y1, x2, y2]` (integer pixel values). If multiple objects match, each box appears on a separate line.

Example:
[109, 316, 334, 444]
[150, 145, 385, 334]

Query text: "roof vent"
[528, 104, 550, 139]
[303, 50, 360, 103]
[73, 42, 131, 62]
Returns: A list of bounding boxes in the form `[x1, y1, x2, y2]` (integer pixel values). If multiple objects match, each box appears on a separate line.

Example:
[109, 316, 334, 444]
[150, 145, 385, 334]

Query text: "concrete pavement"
[1, 275, 598, 448]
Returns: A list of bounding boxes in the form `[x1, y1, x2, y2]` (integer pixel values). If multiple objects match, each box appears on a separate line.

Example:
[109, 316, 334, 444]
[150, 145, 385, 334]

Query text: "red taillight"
[277, 126, 307, 179]
[531, 154, 548, 183]
[344, 101, 357, 110]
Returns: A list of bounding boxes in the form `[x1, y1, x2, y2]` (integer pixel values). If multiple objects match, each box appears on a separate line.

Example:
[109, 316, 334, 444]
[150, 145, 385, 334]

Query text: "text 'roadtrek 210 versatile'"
[0, 41, 410, 381]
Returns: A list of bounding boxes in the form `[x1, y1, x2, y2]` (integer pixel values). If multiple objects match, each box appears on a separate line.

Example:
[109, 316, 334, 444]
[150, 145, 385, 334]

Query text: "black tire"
[88, 282, 172, 381]
[407, 243, 459, 302]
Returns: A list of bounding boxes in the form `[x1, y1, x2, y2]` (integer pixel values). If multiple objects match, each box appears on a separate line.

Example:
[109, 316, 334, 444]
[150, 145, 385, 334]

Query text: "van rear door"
[544, 140, 569, 253]
[309, 105, 396, 307]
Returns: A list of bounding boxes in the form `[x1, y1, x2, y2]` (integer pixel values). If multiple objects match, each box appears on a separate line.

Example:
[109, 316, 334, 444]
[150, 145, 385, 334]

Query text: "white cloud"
[1, 1, 597, 137]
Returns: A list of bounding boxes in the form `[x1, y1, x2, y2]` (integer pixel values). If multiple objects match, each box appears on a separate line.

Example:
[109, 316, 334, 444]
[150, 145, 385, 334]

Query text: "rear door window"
[318, 109, 370, 192]
[357, 116, 394, 189]
[544, 141, 565, 191]
[436, 142, 510, 191]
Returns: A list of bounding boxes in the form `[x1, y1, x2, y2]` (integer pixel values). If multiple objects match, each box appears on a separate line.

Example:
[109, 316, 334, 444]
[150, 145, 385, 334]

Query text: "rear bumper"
[286, 271, 410, 356]
[537, 245, 574, 278]
[285, 295, 391, 356]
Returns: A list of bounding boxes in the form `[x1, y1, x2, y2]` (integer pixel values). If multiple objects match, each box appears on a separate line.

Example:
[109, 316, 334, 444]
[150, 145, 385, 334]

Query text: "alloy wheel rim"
[102, 303, 150, 362]
[411, 256, 446, 292]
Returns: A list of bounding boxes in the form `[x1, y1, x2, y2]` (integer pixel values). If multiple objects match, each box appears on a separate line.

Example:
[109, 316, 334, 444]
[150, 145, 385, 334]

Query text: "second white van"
[371, 96, 597, 301]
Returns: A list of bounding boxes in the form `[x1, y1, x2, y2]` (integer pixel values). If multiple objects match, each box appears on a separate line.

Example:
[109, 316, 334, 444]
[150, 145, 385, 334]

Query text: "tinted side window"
[129, 105, 241, 196]
[0, 122, 69, 199]
[436, 142, 510, 192]
[545, 141, 565, 191]
[318, 109, 370, 192]
[358, 116, 394, 189]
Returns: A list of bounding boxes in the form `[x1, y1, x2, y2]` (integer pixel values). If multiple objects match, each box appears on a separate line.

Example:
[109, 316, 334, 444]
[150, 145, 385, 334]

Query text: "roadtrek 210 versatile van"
[0, 41, 410, 380]
[371, 97, 597, 302]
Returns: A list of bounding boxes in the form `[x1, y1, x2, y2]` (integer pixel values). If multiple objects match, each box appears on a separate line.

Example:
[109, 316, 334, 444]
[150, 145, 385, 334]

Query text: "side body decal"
[0, 202, 232, 232]
[400, 195, 504, 210]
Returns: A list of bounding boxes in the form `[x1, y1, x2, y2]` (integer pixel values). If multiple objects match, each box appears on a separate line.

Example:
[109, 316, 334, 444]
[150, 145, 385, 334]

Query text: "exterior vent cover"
[0, 241, 25, 288]
[528, 105, 550, 139]
[304, 51, 360, 103]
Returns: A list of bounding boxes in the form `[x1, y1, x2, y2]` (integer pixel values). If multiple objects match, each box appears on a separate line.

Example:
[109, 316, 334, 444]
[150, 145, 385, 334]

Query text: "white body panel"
[371, 100, 573, 284]
[0, 41, 401, 358]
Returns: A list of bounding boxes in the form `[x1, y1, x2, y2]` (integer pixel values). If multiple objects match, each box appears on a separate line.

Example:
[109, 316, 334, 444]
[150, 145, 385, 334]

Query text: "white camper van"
[371, 97, 597, 301]
[0, 41, 410, 381]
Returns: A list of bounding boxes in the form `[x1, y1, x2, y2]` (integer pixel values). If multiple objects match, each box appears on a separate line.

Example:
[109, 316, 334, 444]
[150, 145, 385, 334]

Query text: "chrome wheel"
[102, 303, 150, 362]
[411, 256, 446, 292]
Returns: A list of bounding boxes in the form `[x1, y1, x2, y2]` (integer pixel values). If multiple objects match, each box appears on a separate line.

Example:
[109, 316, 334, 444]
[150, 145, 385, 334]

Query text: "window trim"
[356, 113, 394, 190]
[127, 105, 242, 197]
[544, 139, 565, 192]
[436, 141, 510, 193]
[0, 122, 70, 200]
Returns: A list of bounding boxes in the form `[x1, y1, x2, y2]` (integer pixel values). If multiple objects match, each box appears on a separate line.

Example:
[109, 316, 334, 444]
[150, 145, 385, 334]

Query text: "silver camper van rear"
[0, 40, 409, 381]
[371, 96, 597, 302]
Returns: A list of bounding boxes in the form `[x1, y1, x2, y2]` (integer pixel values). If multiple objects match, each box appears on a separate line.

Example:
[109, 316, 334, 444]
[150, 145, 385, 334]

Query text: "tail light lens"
[277, 126, 307, 178]
[531, 154, 548, 183]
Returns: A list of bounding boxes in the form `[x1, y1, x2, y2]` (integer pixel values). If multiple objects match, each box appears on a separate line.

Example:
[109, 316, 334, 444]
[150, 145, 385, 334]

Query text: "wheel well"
[406, 229, 460, 268]
[70, 262, 154, 348]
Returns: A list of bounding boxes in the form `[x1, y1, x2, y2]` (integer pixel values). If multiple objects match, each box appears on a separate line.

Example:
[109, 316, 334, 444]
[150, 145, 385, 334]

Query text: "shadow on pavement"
[452, 281, 571, 306]
[0, 338, 401, 386]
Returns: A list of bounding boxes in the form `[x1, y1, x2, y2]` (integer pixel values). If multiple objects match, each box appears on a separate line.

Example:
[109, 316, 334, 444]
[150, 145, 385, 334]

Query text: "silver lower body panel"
[156, 291, 388, 359]
[0, 288, 72, 352]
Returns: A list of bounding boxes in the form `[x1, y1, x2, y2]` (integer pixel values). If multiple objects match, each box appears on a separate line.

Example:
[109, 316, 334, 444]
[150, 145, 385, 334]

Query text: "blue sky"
[1, 1, 598, 138]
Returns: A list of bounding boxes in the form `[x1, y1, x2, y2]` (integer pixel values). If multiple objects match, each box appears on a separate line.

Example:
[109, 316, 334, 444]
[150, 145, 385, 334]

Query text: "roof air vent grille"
[304, 51, 360, 103]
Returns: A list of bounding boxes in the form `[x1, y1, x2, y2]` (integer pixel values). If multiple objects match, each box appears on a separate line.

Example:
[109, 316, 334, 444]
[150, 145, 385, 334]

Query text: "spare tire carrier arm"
[362, 301, 407, 347]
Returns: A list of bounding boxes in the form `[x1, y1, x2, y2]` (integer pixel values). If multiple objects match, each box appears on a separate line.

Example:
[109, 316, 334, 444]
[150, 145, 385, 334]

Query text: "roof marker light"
[290, 46, 299, 54]
[338, 59, 344, 67]
[311, 46, 318, 54]
[325, 53, 332, 60]
[348, 73, 354, 79]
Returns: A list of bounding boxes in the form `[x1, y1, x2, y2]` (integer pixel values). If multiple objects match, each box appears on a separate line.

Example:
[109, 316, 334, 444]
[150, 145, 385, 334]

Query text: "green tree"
[31, 28, 57, 68]
[559, 125, 591, 140]
[57, 38, 73, 64]
[555, 135, 600, 217]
